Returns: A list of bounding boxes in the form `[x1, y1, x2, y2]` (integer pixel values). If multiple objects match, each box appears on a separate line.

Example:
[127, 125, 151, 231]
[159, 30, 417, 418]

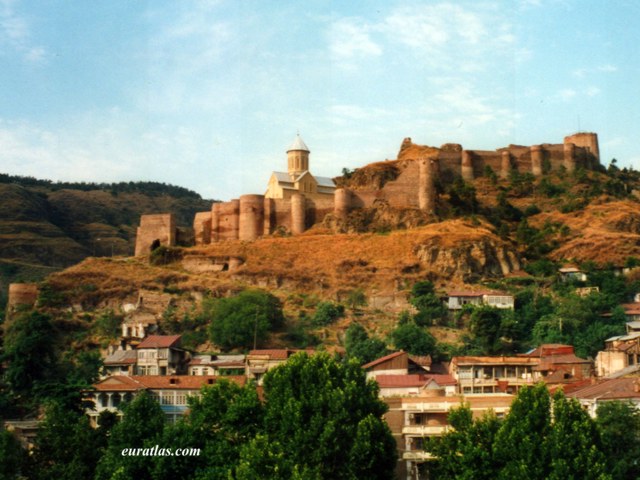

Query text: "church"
[265, 134, 336, 199]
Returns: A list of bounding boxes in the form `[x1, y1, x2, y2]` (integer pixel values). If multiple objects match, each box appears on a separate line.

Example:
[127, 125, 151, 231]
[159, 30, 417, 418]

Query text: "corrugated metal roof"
[287, 134, 309, 152]
[137, 335, 182, 349]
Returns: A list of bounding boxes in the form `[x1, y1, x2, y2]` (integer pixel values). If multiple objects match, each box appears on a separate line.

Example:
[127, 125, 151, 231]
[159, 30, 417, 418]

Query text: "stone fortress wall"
[134, 132, 600, 255]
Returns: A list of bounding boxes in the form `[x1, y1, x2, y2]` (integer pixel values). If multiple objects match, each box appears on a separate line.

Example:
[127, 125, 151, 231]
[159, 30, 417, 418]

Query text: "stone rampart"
[134, 214, 176, 256]
[7, 283, 38, 315]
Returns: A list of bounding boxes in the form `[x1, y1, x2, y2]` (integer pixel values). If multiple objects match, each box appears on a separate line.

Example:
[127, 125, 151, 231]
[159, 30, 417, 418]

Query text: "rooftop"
[92, 375, 247, 392]
[137, 335, 182, 349]
[287, 134, 310, 152]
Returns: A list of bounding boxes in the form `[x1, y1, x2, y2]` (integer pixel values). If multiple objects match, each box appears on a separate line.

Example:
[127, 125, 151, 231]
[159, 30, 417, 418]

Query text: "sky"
[1, 0, 639, 201]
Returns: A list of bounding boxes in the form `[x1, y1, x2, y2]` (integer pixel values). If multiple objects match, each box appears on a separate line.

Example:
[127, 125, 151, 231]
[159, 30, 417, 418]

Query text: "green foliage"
[448, 176, 479, 215]
[538, 178, 566, 197]
[253, 353, 397, 480]
[345, 288, 368, 310]
[93, 309, 122, 339]
[427, 406, 501, 480]
[28, 403, 106, 480]
[153, 380, 263, 479]
[207, 290, 284, 350]
[95, 390, 165, 480]
[410, 280, 447, 326]
[484, 165, 498, 184]
[524, 258, 557, 277]
[344, 323, 388, 364]
[149, 245, 182, 265]
[508, 171, 535, 197]
[2, 311, 57, 403]
[523, 204, 541, 217]
[468, 306, 519, 355]
[389, 322, 436, 356]
[596, 401, 640, 480]
[428, 385, 610, 480]
[312, 301, 345, 326]
[0, 427, 27, 480]
[0, 173, 205, 199]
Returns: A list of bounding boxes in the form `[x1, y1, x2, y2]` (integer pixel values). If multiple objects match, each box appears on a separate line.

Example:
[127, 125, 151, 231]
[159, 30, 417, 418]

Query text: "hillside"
[0, 176, 212, 308]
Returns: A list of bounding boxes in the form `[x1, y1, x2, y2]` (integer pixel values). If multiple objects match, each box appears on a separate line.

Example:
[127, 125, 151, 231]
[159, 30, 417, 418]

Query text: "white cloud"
[585, 86, 600, 97]
[558, 88, 577, 101]
[0, 0, 46, 63]
[328, 19, 382, 62]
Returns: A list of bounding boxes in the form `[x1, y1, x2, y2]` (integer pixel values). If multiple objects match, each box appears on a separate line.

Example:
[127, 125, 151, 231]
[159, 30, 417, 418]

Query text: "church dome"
[287, 134, 310, 153]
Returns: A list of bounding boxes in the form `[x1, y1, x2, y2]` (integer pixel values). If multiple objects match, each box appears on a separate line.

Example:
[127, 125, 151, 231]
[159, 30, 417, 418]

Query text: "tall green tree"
[207, 289, 284, 350]
[152, 379, 263, 480]
[28, 403, 106, 480]
[2, 311, 57, 404]
[95, 390, 166, 480]
[238, 353, 397, 479]
[428, 384, 611, 480]
[427, 406, 501, 480]
[409, 281, 447, 326]
[389, 322, 436, 356]
[596, 400, 640, 480]
[0, 427, 27, 480]
[344, 323, 388, 364]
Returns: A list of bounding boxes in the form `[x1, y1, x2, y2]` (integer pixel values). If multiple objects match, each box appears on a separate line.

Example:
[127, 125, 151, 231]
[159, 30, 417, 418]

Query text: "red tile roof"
[362, 351, 407, 370]
[568, 377, 640, 401]
[248, 349, 314, 360]
[137, 335, 182, 349]
[92, 375, 247, 391]
[375, 373, 457, 388]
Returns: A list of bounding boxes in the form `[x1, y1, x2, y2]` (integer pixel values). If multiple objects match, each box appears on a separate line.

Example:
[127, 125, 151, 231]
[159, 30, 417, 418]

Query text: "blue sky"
[1, 0, 638, 200]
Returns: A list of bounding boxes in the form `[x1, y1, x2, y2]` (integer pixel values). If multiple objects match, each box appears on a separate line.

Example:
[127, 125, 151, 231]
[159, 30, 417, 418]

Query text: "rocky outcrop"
[413, 234, 521, 283]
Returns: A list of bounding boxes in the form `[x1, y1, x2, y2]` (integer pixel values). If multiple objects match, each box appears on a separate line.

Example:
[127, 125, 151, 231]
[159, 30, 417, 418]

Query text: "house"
[102, 349, 137, 377]
[449, 356, 538, 394]
[375, 373, 457, 397]
[85, 375, 247, 425]
[445, 290, 514, 310]
[520, 344, 593, 385]
[245, 349, 314, 384]
[595, 330, 640, 377]
[568, 377, 640, 417]
[621, 303, 640, 322]
[362, 351, 431, 380]
[135, 335, 189, 376]
[2, 420, 40, 450]
[558, 266, 587, 282]
[576, 286, 599, 297]
[188, 354, 245, 376]
[384, 392, 514, 480]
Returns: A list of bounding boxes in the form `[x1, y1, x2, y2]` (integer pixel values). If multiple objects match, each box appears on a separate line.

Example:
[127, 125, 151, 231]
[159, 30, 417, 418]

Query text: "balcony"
[404, 401, 456, 412]
[403, 425, 450, 436]
[402, 451, 433, 461]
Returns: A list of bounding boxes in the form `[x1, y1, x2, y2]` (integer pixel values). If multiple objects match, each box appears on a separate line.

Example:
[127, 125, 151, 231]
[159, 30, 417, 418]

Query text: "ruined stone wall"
[193, 211, 212, 246]
[6, 283, 38, 319]
[134, 214, 176, 256]
[217, 200, 240, 241]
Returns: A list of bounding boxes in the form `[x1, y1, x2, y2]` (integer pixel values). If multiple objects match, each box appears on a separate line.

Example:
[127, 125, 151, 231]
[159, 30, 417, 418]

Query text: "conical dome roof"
[287, 134, 310, 153]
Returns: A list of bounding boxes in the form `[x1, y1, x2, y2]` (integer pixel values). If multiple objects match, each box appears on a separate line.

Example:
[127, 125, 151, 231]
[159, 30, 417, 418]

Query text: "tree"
[409, 281, 447, 326]
[427, 406, 501, 480]
[596, 401, 640, 480]
[95, 390, 166, 480]
[468, 306, 518, 355]
[28, 402, 106, 480]
[2, 311, 57, 404]
[389, 322, 436, 356]
[428, 384, 611, 480]
[207, 290, 284, 350]
[0, 427, 27, 480]
[344, 323, 388, 364]
[312, 302, 345, 326]
[152, 379, 263, 480]
[239, 352, 397, 479]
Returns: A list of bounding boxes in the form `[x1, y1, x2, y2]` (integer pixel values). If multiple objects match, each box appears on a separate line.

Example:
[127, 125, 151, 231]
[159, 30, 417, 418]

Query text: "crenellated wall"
[136, 132, 602, 250]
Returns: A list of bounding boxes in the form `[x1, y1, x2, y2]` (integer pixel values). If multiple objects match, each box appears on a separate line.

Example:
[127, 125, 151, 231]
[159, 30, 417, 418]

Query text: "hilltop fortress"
[134, 132, 600, 255]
